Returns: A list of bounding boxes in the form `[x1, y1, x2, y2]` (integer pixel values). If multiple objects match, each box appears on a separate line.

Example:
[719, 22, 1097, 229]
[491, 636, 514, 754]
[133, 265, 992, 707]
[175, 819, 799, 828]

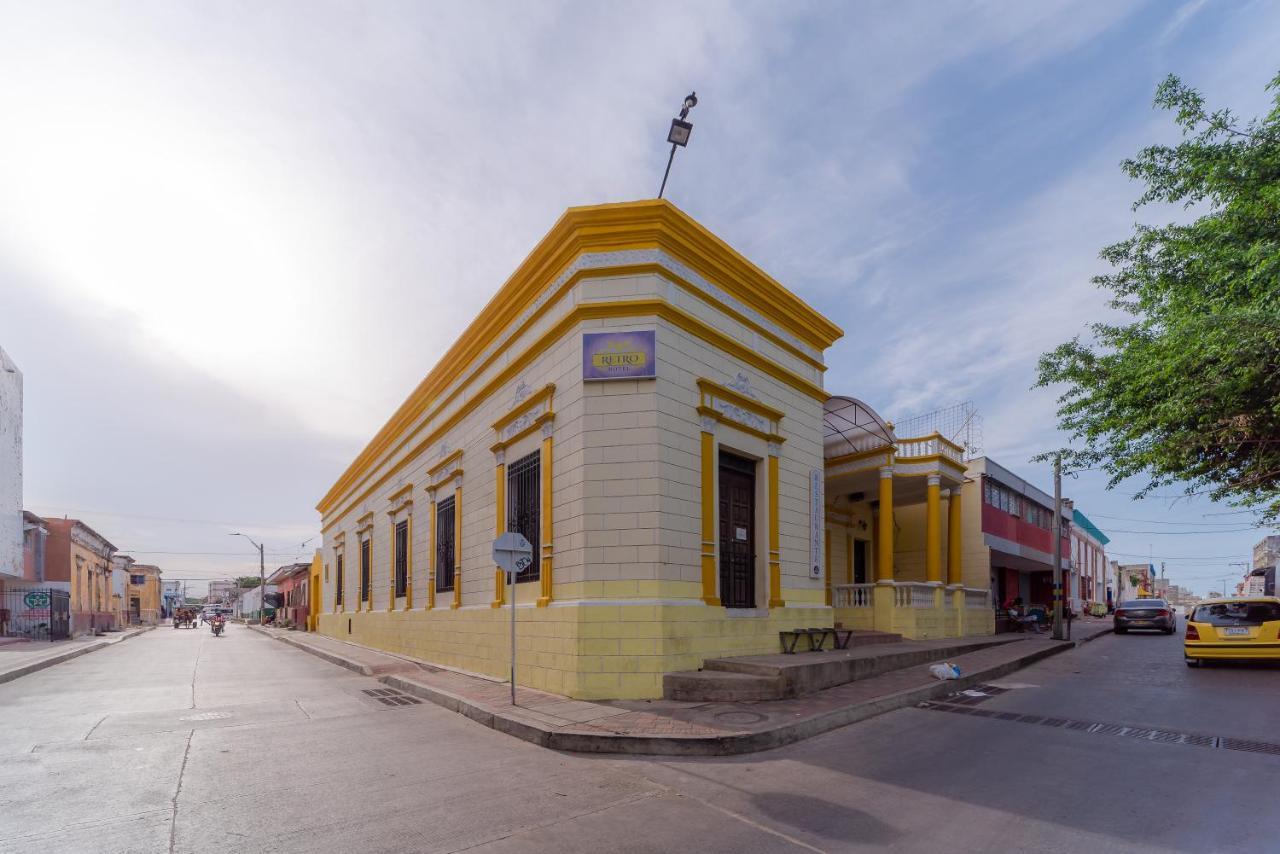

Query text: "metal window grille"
[506, 451, 541, 583]
[436, 496, 456, 592]
[394, 520, 408, 598]
[360, 538, 371, 602]
[335, 553, 344, 605]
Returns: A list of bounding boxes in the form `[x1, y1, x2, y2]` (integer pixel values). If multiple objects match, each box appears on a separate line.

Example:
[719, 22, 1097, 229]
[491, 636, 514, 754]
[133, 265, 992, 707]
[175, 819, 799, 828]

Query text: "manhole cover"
[180, 711, 231, 722]
[714, 710, 767, 725]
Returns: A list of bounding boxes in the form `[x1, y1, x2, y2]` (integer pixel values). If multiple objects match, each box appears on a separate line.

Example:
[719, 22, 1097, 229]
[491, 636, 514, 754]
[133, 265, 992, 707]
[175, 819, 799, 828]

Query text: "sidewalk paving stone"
[0, 626, 153, 684]
[252, 624, 1112, 755]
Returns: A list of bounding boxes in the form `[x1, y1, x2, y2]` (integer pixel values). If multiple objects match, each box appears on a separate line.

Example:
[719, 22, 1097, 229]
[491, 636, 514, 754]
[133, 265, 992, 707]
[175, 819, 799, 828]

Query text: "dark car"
[1114, 599, 1175, 634]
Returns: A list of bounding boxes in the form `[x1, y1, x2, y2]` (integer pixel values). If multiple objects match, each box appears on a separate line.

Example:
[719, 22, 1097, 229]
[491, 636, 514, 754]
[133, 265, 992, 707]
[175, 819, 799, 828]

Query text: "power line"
[28, 504, 317, 532]
[1101, 527, 1263, 535]
[1089, 513, 1265, 527]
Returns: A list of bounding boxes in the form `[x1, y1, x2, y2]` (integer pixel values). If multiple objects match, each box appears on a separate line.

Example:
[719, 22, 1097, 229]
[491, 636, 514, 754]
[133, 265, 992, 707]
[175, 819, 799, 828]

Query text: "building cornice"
[317, 200, 839, 517]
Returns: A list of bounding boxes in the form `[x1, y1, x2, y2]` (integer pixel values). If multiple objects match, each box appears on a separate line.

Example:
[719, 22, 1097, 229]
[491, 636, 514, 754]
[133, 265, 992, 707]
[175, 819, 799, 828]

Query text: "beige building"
[317, 200, 991, 700]
[126, 564, 163, 625]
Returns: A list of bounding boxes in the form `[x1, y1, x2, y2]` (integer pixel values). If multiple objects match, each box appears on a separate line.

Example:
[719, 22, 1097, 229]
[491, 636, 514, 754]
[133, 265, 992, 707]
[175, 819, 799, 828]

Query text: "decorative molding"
[767, 441, 782, 457]
[491, 383, 556, 453]
[387, 482, 415, 504]
[696, 377, 784, 443]
[493, 448, 506, 465]
[699, 415, 718, 434]
[726, 372, 760, 399]
[427, 449, 464, 492]
[355, 511, 375, 533]
[540, 420, 555, 440]
[512, 380, 534, 406]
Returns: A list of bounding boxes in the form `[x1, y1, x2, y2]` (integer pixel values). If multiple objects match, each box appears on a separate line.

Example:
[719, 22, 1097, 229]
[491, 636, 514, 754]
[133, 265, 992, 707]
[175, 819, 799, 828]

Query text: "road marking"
[918, 701, 1280, 758]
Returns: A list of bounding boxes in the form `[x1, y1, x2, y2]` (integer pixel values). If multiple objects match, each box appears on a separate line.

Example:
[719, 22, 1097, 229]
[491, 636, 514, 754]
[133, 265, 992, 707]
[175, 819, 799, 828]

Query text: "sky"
[1, 0, 1277, 597]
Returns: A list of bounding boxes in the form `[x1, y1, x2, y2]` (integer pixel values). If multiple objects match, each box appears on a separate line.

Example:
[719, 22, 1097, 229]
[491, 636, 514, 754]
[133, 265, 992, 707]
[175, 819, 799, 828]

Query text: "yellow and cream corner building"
[316, 199, 992, 700]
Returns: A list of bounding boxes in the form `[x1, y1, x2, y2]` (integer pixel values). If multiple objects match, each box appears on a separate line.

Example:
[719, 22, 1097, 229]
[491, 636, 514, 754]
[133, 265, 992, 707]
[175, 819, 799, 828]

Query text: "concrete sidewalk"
[252, 625, 1110, 755]
[0, 626, 153, 684]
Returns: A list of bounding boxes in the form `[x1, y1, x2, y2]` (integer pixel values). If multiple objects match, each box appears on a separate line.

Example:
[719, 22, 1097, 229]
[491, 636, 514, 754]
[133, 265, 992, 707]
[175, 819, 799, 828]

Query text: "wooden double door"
[718, 452, 756, 608]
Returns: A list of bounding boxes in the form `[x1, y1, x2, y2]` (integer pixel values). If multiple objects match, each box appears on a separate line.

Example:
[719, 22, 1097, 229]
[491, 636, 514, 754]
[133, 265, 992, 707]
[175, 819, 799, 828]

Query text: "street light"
[658, 91, 697, 199]
[230, 532, 266, 624]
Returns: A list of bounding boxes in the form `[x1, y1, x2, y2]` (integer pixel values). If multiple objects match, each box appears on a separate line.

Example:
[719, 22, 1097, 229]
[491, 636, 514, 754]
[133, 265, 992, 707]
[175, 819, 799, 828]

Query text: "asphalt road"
[0, 618, 1274, 853]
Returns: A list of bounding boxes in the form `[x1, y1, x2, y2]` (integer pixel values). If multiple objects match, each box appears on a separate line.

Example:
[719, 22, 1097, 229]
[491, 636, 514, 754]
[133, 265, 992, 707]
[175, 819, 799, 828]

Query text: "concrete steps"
[662, 636, 1016, 702]
[664, 669, 783, 702]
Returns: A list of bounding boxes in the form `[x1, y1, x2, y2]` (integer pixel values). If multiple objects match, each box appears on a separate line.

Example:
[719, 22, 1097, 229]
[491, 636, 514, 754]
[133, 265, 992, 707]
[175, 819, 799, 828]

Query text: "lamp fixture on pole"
[658, 91, 697, 199]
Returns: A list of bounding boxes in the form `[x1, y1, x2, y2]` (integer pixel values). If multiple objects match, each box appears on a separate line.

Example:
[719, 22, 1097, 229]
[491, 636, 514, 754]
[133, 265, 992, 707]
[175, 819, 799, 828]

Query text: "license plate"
[1131, 620, 1151, 625]
[1223, 627, 1250, 636]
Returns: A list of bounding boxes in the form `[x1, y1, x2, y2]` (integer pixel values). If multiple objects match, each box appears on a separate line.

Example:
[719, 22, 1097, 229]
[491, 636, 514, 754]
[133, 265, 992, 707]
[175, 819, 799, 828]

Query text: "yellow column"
[926, 475, 942, 584]
[388, 519, 396, 612]
[948, 487, 963, 586]
[767, 450, 784, 607]
[492, 453, 506, 608]
[699, 427, 720, 605]
[452, 480, 462, 610]
[876, 465, 894, 581]
[538, 427, 554, 607]
[426, 497, 436, 610]
[404, 514, 414, 610]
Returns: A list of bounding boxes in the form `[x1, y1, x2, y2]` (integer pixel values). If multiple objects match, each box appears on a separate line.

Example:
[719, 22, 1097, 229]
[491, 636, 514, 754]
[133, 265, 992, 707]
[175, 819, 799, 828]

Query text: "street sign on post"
[492, 532, 533, 706]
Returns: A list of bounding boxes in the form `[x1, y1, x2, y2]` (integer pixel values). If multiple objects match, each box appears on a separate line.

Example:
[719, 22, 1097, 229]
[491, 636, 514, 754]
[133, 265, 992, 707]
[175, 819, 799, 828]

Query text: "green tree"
[1037, 72, 1280, 520]
[235, 576, 263, 589]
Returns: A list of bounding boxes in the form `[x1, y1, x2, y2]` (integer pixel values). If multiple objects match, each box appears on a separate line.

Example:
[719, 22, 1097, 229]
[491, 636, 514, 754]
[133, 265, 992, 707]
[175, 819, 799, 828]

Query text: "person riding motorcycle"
[209, 612, 226, 637]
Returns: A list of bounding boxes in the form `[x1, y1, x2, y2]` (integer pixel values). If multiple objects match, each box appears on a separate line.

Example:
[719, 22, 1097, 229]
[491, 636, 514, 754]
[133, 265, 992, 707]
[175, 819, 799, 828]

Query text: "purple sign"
[582, 331, 656, 381]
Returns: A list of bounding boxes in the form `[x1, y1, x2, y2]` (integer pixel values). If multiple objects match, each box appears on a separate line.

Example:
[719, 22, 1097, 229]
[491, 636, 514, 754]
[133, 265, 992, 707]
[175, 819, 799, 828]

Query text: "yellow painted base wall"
[317, 589, 833, 700]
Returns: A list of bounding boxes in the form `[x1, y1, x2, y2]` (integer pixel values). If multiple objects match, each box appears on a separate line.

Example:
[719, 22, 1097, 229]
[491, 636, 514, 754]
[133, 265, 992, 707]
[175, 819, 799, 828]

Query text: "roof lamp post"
[658, 91, 697, 199]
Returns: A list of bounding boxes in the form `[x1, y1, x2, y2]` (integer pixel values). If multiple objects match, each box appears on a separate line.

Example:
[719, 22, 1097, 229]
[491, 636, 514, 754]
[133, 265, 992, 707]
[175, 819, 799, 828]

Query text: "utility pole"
[230, 532, 268, 625]
[1052, 454, 1065, 640]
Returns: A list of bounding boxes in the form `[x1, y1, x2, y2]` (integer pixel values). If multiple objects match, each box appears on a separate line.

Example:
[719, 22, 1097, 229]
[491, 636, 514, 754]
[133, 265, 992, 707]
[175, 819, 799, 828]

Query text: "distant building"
[234, 583, 277, 621]
[161, 579, 182, 618]
[207, 579, 238, 604]
[1116, 563, 1154, 600]
[267, 563, 311, 629]
[962, 457, 1072, 613]
[16, 510, 48, 591]
[44, 518, 118, 634]
[1253, 535, 1280, 571]
[0, 347, 22, 590]
[109, 553, 135, 629]
[1070, 509, 1111, 614]
[126, 565, 163, 625]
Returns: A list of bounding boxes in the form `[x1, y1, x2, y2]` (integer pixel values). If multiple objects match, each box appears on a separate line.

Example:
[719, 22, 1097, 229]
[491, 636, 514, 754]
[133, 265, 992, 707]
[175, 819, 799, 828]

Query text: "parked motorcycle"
[210, 617, 225, 637]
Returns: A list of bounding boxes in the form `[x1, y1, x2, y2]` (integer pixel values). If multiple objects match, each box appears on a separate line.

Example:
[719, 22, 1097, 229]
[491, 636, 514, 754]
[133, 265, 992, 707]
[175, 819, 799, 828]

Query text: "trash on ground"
[929, 662, 962, 680]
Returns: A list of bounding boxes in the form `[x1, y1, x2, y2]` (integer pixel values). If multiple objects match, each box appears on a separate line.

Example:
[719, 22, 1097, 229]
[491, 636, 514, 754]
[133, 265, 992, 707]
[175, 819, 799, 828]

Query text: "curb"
[0, 625, 153, 685]
[250, 627, 1076, 756]
[249, 625, 418, 677]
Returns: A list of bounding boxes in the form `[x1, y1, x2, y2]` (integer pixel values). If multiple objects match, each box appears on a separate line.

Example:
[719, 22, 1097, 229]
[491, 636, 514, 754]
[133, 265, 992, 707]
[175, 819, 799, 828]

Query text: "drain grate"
[362, 687, 422, 708]
[919, 701, 1280, 759]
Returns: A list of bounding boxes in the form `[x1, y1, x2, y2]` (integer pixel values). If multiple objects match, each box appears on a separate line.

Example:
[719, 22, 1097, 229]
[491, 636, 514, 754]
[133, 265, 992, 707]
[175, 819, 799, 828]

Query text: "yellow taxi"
[1184, 597, 1280, 667]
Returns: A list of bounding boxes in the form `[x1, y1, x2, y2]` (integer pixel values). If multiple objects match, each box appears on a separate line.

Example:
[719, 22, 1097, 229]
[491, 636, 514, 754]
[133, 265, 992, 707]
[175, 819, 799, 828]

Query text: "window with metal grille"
[335, 553, 344, 605]
[360, 538, 371, 602]
[506, 451, 541, 583]
[436, 496, 455, 592]
[394, 519, 408, 598]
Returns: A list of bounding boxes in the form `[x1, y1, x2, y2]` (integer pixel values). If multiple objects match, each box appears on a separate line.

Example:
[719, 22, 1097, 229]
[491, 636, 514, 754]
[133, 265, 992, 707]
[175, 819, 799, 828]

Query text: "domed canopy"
[823, 396, 895, 460]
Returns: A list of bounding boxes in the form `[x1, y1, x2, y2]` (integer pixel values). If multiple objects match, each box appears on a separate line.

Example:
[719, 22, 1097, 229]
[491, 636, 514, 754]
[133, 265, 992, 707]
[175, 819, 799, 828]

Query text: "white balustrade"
[963, 587, 990, 609]
[893, 582, 936, 609]
[896, 433, 964, 466]
[832, 583, 874, 608]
